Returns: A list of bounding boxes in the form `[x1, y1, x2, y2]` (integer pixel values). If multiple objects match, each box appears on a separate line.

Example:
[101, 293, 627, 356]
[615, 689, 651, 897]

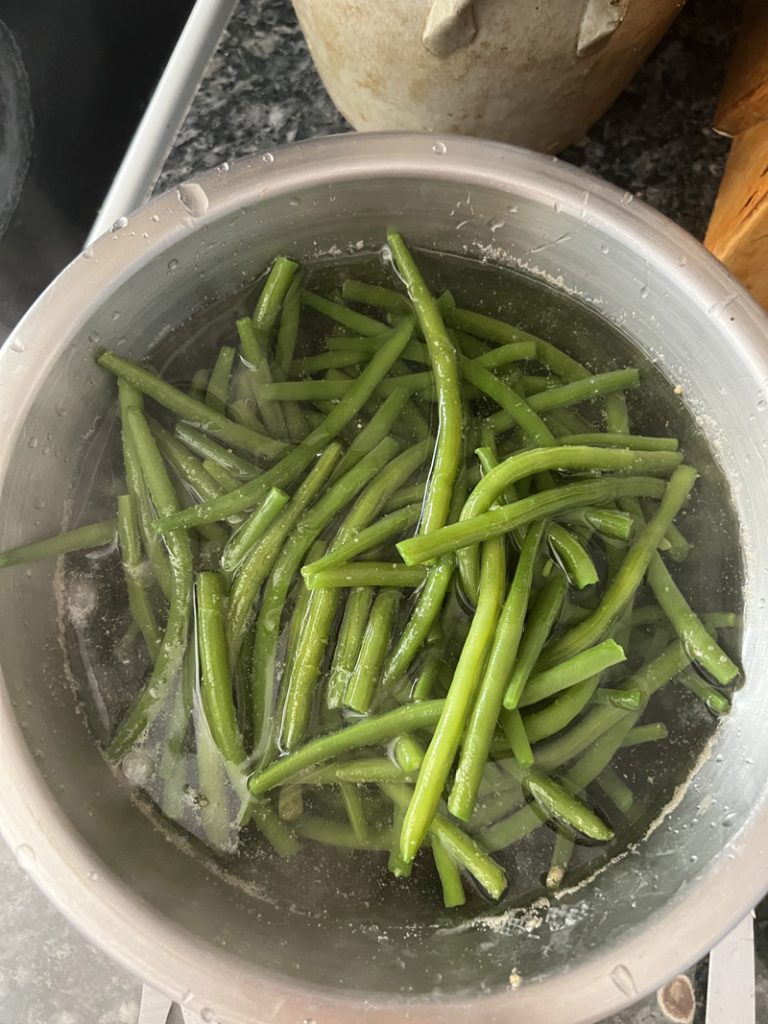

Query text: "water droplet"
[432, 140, 447, 155]
[487, 218, 505, 234]
[87, 870, 99, 882]
[9, 336, 25, 352]
[506, 204, 518, 214]
[181, 990, 194, 1005]
[111, 310, 121, 322]
[676, 255, 687, 267]
[121, 750, 155, 786]
[553, 200, 561, 213]
[27, 436, 38, 449]
[261, 152, 275, 164]
[640, 285, 649, 299]
[167, 259, 179, 273]
[722, 812, 737, 828]
[216, 161, 230, 173]
[689, 854, 698, 864]
[200, 1009, 217, 1023]
[150, 213, 160, 223]
[111, 216, 128, 231]
[82, 246, 94, 260]
[620, 191, 634, 206]
[15, 843, 35, 866]
[600, 243, 610, 255]
[288, 196, 301, 207]
[176, 182, 209, 218]
[610, 964, 637, 998]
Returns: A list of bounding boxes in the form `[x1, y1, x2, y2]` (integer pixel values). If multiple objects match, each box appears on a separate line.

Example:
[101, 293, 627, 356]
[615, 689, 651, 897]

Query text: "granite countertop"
[3, 1, 760, 1022]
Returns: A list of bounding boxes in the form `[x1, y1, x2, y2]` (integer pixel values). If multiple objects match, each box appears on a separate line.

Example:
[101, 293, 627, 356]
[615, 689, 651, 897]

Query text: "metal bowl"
[0, 134, 766, 1024]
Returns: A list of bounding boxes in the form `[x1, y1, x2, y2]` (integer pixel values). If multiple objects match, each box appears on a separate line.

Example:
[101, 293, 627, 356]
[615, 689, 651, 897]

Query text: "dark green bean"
[340, 782, 370, 842]
[116, 495, 161, 660]
[0, 518, 116, 571]
[303, 504, 422, 580]
[221, 486, 291, 573]
[622, 722, 669, 747]
[274, 274, 302, 376]
[559, 432, 679, 452]
[201, 459, 240, 493]
[343, 590, 401, 713]
[173, 422, 259, 481]
[524, 768, 614, 841]
[341, 278, 413, 316]
[305, 563, 427, 589]
[236, 317, 288, 439]
[302, 289, 389, 336]
[206, 345, 236, 414]
[188, 368, 210, 402]
[500, 708, 534, 768]
[325, 588, 375, 709]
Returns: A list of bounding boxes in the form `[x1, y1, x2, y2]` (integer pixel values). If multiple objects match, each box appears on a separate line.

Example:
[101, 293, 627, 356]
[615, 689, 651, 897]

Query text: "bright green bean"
[387, 233, 462, 535]
[299, 757, 408, 785]
[400, 535, 506, 862]
[464, 359, 555, 446]
[247, 699, 444, 795]
[503, 573, 567, 709]
[382, 556, 454, 688]
[560, 432, 679, 452]
[547, 521, 598, 588]
[303, 504, 422, 579]
[202, 459, 240, 493]
[97, 351, 286, 460]
[647, 551, 739, 685]
[221, 486, 291, 573]
[500, 708, 534, 768]
[107, 406, 193, 760]
[173, 422, 259, 481]
[519, 639, 626, 708]
[340, 782, 369, 842]
[0, 518, 116, 571]
[274, 274, 302, 376]
[525, 768, 614, 841]
[592, 687, 644, 711]
[332, 385, 412, 479]
[206, 345, 236, 414]
[678, 666, 731, 716]
[325, 588, 375, 709]
[597, 766, 634, 814]
[155, 317, 415, 532]
[343, 590, 401, 713]
[432, 838, 466, 908]
[236, 317, 288, 439]
[188, 368, 210, 402]
[522, 675, 601, 744]
[305, 563, 427, 589]
[302, 289, 390, 336]
[341, 278, 413, 316]
[449, 521, 545, 819]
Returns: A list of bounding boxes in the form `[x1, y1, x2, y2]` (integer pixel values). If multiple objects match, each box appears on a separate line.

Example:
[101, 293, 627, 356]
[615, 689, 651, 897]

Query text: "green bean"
[500, 709, 534, 768]
[432, 838, 466, 908]
[247, 700, 444, 795]
[188, 368, 210, 402]
[333, 386, 413, 479]
[341, 278, 413, 316]
[305, 563, 427, 589]
[388, 808, 412, 874]
[463, 360, 555, 446]
[387, 233, 462, 535]
[252, 255, 298, 334]
[597, 766, 634, 813]
[236, 317, 288, 439]
[291, 350, 365, 375]
[546, 522, 598, 588]
[195, 710, 231, 851]
[257, 438, 419, 749]
[221, 487, 291, 573]
[343, 590, 401, 713]
[159, 643, 196, 818]
[229, 394, 266, 432]
[250, 799, 301, 856]
[519, 639, 626, 708]
[678, 666, 731, 716]
[116, 495, 161, 660]
[384, 482, 427, 513]
[206, 345, 236, 414]
[226, 444, 342, 657]
[660, 520, 690, 562]
[382, 557, 454, 688]
[448, 521, 544, 819]
[118, 384, 173, 600]
[107, 406, 193, 760]
[565, 508, 634, 542]
[339, 782, 370, 842]
[173, 422, 259, 481]
[502, 573, 567, 709]
[646, 551, 739, 685]
[149, 419, 224, 500]
[486, 370, 640, 433]
[302, 289, 390, 336]
[155, 317, 415, 532]
[400, 476, 668, 567]
[622, 722, 668, 747]
[299, 757, 409, 785]
[592, 687, 644, 711]
[399, 535, 505, 861]
[522, 675, 601, 744]
[524, 768, 614, 841]
[294, 817, 390, 851]
[0, 517, 116, 571]
[546, 831, 575, 890]
[278, 785, 304, 822]
[196, 571, 246, 765]
[560, 432, 679, 452]
[384, 782, 506, 899]
[410, 648, 443, 702]
[392, 735, 425, 775]
[202, 459, 239, 493]
[449, 327, 490, 359]
[97, 351, 287, 460]
[536, 466, 698, 669]
[327, 335, 429, 363]
[274, 274, 302, 376]
[325, 588, 375, 708]
[303, 505, 422, 581]
[603, 392, 630, 434]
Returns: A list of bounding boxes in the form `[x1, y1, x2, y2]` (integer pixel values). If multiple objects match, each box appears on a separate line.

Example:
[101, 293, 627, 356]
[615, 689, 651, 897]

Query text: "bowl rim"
[1, 130, 767, 1024]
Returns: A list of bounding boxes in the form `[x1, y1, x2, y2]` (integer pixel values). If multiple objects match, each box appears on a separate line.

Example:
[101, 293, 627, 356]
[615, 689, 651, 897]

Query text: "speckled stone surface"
[159, 0, 739, 243]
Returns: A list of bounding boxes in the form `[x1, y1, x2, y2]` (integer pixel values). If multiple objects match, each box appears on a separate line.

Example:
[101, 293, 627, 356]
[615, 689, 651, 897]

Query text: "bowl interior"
[1, 136, 768, 1024]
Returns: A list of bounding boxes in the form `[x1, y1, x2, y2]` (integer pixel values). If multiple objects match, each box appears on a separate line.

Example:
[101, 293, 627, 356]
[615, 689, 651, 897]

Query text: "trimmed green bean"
[678, 666, 731, 716]
[250, 799, 301, 856]
[341, 278, 413, 316]
[299, 757, 409, 785]
[303, 504, 422, 580]
[547, 831, 575, 890]
[155, 317, 415, 531]
[387, 803, 412, 876]
[500, 709, 534, 768]
[340, 782, 369, 842]
[236, 316, 288, 439]
[149, 419, 225, 503]
[206, 345, 236, 414]
[247, 700, 445, 795]
[202, 459, 239, 493]
[387, 233, 463, 535]
[597, 766, 635, 813]
[97, 350, 286, 460]
[432, 838, 466, 908]
[188, 368, 210, 402]
[622, 722, 668, 747]
[174, 422, 259, 481]
[382, 556, 454, 688]
[274, 274, 302, 376]
[302, 289, 389, 336]
[524, 768, 614, 841]
[560, 432, 679, 452]
[116, 495, 161, 660]
[519, 639, 626, 708]
[464, 359, 555, 446]
[332, 385, 412, 479]
[343, 590, 401, 713]
[503, 573, 567, 709]
[593, 687, 644, 711]
[411, 648, 443, 702]
[647, 551, 739, 685]
[325, 588, 375, 708]
[400, 535, 506, 862]
[449, 521, 545, 819]
[221, 486, 291, 573]
[306, 563, 427, 589]
[107, 406, 193, 760]
[0, 518, 116, 571]
[547, 522, 598, 588]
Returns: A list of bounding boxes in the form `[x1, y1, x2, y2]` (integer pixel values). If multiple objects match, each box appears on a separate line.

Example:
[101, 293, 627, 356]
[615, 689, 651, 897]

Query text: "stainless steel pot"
[0, 134, 766, 1024]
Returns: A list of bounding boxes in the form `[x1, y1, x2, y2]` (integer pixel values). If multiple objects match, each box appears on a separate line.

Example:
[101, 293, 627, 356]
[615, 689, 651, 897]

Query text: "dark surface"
[0, 0, 195, 335]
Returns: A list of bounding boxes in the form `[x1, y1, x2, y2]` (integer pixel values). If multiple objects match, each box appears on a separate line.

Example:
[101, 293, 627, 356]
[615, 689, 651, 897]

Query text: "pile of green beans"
[0, 238, 741, 909]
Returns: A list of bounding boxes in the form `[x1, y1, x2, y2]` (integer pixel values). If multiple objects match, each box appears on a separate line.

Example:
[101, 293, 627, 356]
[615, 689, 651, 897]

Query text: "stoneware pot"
[292, 0, 685, 151]
[0, 133, 766, 1024]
